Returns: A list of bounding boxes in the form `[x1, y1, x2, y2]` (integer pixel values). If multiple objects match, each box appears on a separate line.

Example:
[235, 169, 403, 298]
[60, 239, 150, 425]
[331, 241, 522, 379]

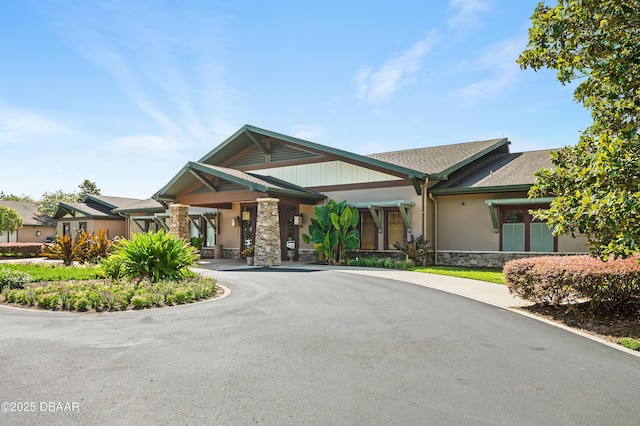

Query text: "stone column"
[255, 198, 282, 267]
[169, 204, 190, 241]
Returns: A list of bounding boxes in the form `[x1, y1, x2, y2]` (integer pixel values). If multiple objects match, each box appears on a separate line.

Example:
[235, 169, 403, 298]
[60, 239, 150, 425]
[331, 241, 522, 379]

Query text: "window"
[386, 210, 406, 249]
[78, 222, 87, 233]
[146, 220, 157, 233]
[63, 223, 71, 236]
[359, 211, 378, 250]
[500, 207, 555, 252]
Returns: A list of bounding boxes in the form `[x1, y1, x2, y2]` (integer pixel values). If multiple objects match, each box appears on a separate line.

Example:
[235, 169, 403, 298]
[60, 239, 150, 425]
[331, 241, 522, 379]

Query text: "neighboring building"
[153, 125, 588, 267]
[0, 201, 56, 243]
[53, 195, 147, 238]
[53, 195, 220, 255]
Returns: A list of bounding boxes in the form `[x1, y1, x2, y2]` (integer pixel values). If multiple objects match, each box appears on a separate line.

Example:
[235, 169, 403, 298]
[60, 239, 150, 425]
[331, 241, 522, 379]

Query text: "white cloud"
[103, 135, 180, 158]
[43, 1, 238, 149]
[452, 36, 527, 106]
[0, 103, 69, 144]
[291, 125, 325, 142]
[356, 31, 438, 106]
[448, 0, 492, 30]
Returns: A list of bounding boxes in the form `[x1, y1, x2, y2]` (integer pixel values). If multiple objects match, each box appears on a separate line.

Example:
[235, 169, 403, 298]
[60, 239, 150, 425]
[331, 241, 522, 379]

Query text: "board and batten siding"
[252, 160, 402, 187]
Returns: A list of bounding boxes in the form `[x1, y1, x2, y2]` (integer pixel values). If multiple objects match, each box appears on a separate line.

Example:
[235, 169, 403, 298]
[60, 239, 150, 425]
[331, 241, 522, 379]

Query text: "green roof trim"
[429, 184, 533, 195]
[199, 124, 428, 181]
[430, 138, 510, 181]
[154, 162, 327, 201]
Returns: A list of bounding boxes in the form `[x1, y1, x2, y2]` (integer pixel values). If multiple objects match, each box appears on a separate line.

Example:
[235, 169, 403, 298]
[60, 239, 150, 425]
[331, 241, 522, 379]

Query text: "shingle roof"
[86, 195, 152, 210]
[366, 138, 508, 176]
[0, 201, 56, 226]
[112, 198, 165, 213]
[430, 149, 554, 193]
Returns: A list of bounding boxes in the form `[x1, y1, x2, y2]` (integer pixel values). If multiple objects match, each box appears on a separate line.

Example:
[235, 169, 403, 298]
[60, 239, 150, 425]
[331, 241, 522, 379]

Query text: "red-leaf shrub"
[0, 243, 44, 258]
[504, 255, 640, 308]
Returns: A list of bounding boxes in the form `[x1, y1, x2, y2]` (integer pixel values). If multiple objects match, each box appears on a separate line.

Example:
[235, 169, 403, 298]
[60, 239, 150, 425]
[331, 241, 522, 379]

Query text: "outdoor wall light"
[231, 217, 240, 227]
[293, 214, 303, 226]
[242, 210, 251, 221]
[36, 230, 41, 236]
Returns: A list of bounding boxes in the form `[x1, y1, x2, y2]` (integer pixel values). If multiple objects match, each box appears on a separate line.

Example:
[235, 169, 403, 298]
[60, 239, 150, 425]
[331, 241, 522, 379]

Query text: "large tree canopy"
[77, 179, 101, 201]
[0, 191, 35, 202]
[518, 0, 640, 259]
[0, 205, 23, 234]
[35, 180, 102, 217]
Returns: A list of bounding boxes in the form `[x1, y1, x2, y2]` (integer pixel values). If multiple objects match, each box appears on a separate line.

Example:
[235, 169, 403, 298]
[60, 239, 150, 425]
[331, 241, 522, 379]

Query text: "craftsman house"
[153, 125, 588, 267]
[0, 201, 56, 243]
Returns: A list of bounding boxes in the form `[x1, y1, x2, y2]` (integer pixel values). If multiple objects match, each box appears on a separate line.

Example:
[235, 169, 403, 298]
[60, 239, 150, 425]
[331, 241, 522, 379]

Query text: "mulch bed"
[519, 301, 640, 344]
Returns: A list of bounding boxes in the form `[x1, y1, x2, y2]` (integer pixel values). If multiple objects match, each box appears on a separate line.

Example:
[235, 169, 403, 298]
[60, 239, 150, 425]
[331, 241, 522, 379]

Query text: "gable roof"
[198, 124, 428, 180]
[53, 195, 152, 219]
[367, 138, 510, 179]
[430, 149, 554, 195]
[154, 162, 326, 202]
[0, 201, 56, 226]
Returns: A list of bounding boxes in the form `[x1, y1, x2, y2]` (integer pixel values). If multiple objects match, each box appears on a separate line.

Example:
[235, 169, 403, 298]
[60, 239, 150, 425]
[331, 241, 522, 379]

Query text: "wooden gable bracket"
[154, 217, 169, 231]
[368, 206, 383, 233]
[202, 215, 217, 234]
[244, 130, 269, 154]
[486, 203, 499, 233]
[132, 218, 146, 232]
[189, 169, 218, 192]
[398, 204, 412, 233]
[409, 175, 423, 196]
[188, 215, 203, 234]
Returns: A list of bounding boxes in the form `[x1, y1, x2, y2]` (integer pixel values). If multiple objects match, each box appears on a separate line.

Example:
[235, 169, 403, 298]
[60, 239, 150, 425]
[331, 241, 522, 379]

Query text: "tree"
[36, 190, 78, 217]
[77, 179, 101, 201]
[0, 205, 23, 234]
[517, 0, 640, 259]
[0, 191, 35, 202]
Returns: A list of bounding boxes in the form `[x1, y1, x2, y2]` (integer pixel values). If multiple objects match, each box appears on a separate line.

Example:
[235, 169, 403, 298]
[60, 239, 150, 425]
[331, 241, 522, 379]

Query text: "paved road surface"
[1, 269, 639, 425]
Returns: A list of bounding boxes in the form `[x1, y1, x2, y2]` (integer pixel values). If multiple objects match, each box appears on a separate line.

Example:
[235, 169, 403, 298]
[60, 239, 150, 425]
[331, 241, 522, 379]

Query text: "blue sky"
[0, 0, 592, 200]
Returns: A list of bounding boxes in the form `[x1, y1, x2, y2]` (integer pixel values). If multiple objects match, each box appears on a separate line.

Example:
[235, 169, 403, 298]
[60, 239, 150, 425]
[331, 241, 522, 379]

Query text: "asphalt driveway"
[1, 269, 639, 425]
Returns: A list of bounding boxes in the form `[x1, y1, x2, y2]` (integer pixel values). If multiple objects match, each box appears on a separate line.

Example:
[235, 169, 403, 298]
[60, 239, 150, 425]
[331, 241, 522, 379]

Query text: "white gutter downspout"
[428, 192, 438, 265]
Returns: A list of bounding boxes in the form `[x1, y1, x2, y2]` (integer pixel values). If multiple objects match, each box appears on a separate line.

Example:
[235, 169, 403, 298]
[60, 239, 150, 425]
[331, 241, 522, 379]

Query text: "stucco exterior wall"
[56, 218, 125, 238]
[436, 193, 502, 251]
[435, 192, 589, 253]
[15, 225, 56, 243]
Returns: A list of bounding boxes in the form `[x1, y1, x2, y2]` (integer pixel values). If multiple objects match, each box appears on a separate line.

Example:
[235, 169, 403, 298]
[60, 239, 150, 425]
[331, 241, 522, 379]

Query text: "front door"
[279, 205, 298, 261]
[241, 206, 257, 251]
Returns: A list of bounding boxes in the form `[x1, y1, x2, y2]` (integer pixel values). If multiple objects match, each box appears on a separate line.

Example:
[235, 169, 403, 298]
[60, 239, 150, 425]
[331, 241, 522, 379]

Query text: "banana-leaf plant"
[302, 200, 360, 264]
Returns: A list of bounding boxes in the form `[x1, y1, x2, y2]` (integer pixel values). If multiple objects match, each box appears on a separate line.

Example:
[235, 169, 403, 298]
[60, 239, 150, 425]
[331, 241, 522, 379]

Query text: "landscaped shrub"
[106, 230, 198, 282]
[0, 267, 32, 289]
[393, 234, 431, 266]
[0, 243, 43, 258]
[504, 255, 640, 308]
[37, 292, 60, 310]
[41, 234, 86, 266]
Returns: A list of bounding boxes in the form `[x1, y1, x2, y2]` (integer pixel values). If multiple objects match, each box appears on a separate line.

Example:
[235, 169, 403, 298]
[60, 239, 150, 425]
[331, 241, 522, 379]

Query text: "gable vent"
[229, 149, 266, 167]
[271, 144, 322, 163]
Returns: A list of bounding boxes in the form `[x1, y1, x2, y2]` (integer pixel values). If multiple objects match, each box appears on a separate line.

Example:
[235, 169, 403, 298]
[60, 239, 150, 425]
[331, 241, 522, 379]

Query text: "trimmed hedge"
[504, 255, 640, 308]
[0, 243, 44, 258]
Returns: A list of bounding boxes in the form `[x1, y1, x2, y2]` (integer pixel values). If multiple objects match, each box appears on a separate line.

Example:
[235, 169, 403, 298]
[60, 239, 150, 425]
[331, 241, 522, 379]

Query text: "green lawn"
[412, 266, 505, 284]
[0, 263, 102, 282]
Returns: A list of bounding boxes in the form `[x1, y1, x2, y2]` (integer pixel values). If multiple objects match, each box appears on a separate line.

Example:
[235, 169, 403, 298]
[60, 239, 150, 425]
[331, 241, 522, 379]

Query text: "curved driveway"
[1, 269, 639, 425]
